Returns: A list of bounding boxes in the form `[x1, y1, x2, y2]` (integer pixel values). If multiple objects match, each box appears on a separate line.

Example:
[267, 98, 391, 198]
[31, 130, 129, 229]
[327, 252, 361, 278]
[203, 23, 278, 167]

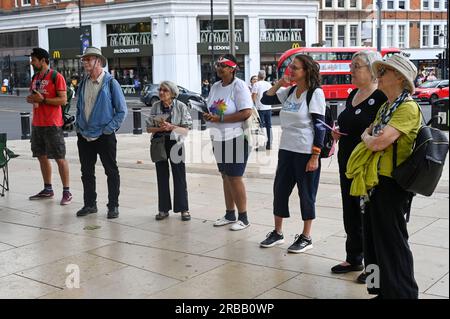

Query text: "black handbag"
[150, 136, 167, 163]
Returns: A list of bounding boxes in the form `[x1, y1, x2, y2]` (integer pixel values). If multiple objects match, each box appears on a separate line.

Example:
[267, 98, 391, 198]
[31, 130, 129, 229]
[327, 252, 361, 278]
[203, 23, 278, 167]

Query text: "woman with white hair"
[330, 50, 387, 284]
[146, 81, 193, 221]
[346, 54, 421, 298]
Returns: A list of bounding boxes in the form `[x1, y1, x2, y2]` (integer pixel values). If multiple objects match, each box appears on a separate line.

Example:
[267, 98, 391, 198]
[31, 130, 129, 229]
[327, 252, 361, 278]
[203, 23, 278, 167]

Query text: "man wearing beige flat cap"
[75, 47, 128, 219]
[346, 53, 421, 299]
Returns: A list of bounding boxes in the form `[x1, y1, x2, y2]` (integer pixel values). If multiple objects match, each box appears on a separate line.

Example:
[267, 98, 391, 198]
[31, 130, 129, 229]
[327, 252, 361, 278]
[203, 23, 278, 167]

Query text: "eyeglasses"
[158, 88, 170, 92]
[377, 67, 395, 77]
[288, 63, 303, 71]
[81, 57, 97, 63]
[350, 63, 369, 70]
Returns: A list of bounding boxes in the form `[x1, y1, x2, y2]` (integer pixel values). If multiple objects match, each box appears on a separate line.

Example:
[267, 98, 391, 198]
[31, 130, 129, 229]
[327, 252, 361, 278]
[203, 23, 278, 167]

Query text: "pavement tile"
[18, 252, 127, 288]
[0, 233, 112, 277]
[39, 266, 180, 299]
[409, 219, 449, 249]
[411, 243, 449, 293]
[255, 288, 311, 299]
[425, 273, 449, 298]
[277, 273, 370, 299]
[0, 242, 15, 252]
[148, 262, 298, 299]
[0, 274, 59, 299]
[89, 242, 228, 281]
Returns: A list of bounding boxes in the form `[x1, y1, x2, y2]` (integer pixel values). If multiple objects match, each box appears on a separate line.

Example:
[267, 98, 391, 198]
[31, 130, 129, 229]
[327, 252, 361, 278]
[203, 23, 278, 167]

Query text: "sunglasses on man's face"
[215, 63, 233, 69]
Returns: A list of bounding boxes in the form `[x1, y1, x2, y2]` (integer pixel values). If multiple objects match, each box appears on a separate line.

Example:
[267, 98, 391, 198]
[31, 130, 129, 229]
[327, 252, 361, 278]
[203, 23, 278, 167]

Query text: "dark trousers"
[77, 133, 120, 208]
[258, 110, 272, 147]
[363, 176, 419, 299]
[339, 170, 364, 266]
[155, 137, 189, 213]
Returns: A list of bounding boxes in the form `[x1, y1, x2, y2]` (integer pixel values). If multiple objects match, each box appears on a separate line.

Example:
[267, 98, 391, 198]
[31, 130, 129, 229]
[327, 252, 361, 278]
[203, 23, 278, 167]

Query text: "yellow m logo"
[291, 43, 301, 49]
[52, 51, 61, 59]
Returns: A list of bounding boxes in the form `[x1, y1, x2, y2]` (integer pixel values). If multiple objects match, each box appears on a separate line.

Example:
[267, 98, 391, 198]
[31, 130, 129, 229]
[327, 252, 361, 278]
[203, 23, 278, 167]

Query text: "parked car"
[413, 80, 449, 103]
[140, 83, 205, 107]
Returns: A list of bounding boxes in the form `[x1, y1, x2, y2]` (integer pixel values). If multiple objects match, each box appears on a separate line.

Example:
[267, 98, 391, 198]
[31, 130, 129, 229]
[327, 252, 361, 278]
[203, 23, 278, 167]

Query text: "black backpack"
[288, 86, 334, 158]
[31, 70, 74, 131]
[392, 104, 449, 197]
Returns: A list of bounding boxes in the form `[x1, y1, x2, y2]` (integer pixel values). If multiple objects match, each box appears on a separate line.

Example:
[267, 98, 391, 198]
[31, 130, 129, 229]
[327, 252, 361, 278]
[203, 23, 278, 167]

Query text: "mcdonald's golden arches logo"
[291, 43, 301, 49]
[52, 51, 61, 59]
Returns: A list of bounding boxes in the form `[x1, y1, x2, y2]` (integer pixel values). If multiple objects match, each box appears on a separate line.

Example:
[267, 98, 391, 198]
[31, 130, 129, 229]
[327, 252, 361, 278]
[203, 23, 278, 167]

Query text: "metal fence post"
[20, 112, 31, 140]
[132, 107, 142, 134]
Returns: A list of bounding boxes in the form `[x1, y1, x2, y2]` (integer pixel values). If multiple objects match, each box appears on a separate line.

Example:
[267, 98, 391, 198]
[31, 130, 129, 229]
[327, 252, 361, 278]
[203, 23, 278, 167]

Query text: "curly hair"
[293, 54, 321, 89]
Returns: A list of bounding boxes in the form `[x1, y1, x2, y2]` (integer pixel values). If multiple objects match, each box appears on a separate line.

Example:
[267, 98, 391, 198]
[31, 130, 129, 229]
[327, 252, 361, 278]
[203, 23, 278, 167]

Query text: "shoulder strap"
[51, 70, 57, 84]
[306, 87, 318, 109]
[287, 85, 297, 98]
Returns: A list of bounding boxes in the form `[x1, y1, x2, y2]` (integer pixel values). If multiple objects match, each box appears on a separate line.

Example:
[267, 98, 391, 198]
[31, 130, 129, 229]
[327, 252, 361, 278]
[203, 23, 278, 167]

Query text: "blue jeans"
[258, 110, 272, 148]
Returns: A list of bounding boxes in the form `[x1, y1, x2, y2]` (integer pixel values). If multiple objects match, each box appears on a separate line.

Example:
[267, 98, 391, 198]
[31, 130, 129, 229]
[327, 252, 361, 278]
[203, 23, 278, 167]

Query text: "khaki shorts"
[31, 126, 66, 159]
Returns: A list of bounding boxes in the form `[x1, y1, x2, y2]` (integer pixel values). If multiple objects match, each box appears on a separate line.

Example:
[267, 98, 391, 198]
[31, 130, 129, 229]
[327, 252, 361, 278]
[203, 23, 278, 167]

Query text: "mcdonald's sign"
[52, 51, 61, 59]
[291, 43, 301, 49]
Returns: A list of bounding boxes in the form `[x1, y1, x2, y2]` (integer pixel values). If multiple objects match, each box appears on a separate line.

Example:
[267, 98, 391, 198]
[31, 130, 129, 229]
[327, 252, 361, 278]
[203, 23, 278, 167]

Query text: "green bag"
[150, 136, 167, 163]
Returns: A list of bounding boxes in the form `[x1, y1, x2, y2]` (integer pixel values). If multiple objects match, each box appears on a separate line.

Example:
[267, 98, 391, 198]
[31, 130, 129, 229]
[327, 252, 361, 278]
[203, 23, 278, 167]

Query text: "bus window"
[335, 52, 354, 60]
[322, 74, 352, 85]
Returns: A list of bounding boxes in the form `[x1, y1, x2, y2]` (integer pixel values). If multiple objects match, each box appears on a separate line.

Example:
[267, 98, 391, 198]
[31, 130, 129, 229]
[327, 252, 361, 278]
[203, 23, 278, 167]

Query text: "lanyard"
[34, 68, 51, 90]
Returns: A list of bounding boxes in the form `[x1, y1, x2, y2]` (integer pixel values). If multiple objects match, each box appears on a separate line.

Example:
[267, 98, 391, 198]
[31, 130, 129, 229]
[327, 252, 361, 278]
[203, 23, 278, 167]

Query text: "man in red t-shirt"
[26, 48, 72, 205]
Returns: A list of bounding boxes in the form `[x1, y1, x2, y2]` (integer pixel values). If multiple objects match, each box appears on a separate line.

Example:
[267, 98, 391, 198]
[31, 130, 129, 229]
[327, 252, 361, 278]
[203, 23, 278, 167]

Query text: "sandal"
[181, 211, 191, 221]
[155, 211, 169, 220]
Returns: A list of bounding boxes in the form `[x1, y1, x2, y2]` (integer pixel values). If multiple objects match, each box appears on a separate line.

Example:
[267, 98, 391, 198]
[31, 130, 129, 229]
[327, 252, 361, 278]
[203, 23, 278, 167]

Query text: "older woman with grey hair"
[146, 81, 193, 221]
[346, 53, 420, 299]
[330, 50, 387, 283]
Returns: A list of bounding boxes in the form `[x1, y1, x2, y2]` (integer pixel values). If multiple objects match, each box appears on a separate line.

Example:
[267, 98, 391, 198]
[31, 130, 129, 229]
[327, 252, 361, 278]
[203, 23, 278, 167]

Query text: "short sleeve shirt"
[251, 80, 272, 111]
[30, 69, 66, 127]
[276, 86, 326, 154]
[206, 78, 253, 141]
[375, 100, 421, 178]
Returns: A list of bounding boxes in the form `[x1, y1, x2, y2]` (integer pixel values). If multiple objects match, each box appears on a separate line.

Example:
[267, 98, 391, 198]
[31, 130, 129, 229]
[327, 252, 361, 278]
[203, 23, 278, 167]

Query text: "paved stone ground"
[0, 129, 448, 299]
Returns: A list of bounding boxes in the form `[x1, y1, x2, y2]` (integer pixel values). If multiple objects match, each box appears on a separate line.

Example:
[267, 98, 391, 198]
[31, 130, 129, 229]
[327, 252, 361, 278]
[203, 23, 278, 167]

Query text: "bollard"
[20, 112, 31, 140]
[16, 89, 19, 96]
[132, 107, 142, 135]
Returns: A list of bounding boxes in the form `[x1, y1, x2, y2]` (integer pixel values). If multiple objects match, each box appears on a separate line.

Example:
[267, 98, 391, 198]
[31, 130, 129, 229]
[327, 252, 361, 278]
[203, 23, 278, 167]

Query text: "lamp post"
[78, 0, 83, 55]
[438, 32, 447, 79]
[229, 0, 235, 56]
[210, 0, 215, 83]
[376, 0, 382, 52]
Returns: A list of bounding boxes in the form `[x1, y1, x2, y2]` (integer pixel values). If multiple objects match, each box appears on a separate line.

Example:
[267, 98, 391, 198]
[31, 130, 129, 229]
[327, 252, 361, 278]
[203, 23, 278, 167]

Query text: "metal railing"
[259, 28, 303, 42]
[199, 29, 243, 43]
[107, 32, 152, 47]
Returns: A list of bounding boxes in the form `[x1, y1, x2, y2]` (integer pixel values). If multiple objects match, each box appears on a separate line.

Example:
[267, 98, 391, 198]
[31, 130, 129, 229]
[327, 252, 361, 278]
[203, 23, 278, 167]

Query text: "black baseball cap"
[26, 48, 50, 60]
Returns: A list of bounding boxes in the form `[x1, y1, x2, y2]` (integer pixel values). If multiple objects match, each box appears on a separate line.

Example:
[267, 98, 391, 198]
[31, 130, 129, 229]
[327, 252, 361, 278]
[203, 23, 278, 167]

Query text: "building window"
[423, 0, 429, 9]
[325, 0, 332, 8]
[338, 25, 345, 46]
[398, 25, 406, 48]
[444, 25, 448, 46]
[337, 0, 345, 8]
[21, 0, 31, 5]
[387, 25, 394, 47]
[350, 25, 358, 46]
[387, 0, 394, 9]
[433, 25, 440, 46]
[399, 0, 406, 9]
[350, 0, 357, 7]
[259, 19, 305, 42]
[423, 25, 429, 46]
[446, 0, 448, 9]
[325, 25, 333, 46]
[434, 0, 440, 9]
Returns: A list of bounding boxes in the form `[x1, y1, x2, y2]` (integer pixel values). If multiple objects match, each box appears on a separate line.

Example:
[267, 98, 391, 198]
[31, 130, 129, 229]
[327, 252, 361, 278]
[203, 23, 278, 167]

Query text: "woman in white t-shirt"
[203, 54, 253, 231]
[259, 54, 326, 253]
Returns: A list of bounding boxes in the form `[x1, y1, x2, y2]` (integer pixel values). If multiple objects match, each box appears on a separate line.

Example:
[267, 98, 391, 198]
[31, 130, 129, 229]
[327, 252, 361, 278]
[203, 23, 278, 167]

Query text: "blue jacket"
[75, 72, 128, 138]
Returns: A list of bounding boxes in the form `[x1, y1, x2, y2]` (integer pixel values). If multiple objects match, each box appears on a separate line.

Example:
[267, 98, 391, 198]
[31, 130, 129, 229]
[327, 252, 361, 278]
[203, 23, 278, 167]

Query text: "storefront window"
[108, 57, 152, 95]
[259, 19, 305, 42]
[199, 19, 245, 43]
[107, 22, 151, 47]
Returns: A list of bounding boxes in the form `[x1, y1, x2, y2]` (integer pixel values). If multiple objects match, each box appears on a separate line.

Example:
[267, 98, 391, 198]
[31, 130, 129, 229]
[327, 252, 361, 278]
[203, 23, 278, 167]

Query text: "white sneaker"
[230, 220, 250, 231]
[213, 216, 236, 227]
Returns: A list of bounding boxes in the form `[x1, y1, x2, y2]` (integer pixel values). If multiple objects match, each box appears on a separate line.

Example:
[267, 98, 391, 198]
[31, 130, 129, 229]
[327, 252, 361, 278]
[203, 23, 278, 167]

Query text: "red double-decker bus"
[277, 47, 401, 100]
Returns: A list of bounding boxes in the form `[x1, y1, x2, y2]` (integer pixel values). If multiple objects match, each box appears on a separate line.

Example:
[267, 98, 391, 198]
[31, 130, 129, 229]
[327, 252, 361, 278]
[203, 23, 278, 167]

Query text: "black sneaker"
[260, 230, 285, 248]
[76, 205, 98, 217]
[287, 234, 313, 253]
[107, 206, 119, 219]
